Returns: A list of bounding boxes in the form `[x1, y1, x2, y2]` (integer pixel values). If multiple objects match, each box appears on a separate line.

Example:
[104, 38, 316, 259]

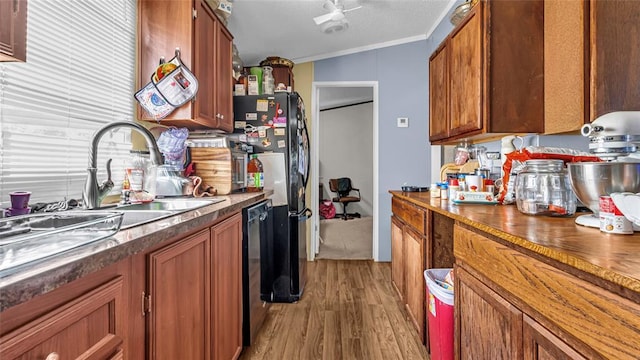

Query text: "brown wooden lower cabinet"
[147, 229, 212, 360]
[0, 276, 126, 359]
[454, 223, 640, 359]
[211, 213, 243, 360]
[0, 211, 245, 360]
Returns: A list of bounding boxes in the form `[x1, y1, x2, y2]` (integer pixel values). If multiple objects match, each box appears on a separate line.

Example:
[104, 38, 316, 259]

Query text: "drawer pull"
[46, 352, 60, 360]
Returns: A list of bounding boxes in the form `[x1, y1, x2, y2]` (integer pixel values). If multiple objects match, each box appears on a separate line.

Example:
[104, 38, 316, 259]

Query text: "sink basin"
[117, 198, 224, 212]
[120, 210, 175, 229]
[0, 211, 124, 277]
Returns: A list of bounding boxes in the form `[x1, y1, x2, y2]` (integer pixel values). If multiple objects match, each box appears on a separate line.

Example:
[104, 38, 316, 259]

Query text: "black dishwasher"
[242, 199, 272, 346]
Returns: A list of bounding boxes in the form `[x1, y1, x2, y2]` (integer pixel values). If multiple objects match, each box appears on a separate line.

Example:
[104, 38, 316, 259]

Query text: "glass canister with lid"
[515, 159, 576, 216]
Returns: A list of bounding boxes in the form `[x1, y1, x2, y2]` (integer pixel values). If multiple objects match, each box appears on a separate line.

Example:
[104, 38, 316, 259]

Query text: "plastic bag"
[497, 146, 602, 204]
[319, 199, 336, 219]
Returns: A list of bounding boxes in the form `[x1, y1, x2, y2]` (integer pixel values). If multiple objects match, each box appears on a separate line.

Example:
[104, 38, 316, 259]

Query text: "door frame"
[310, 81, 380, 261]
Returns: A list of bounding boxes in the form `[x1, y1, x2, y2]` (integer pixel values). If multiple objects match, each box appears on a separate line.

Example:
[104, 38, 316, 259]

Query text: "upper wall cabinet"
[138, 0, 234, 132]
[0, 0, 27, 62]
[428, 0, 544, 145]
[545, 0, 640, 134]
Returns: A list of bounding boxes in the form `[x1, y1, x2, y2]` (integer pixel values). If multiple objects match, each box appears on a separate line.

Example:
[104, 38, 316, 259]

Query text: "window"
[0, 0, 137, 208]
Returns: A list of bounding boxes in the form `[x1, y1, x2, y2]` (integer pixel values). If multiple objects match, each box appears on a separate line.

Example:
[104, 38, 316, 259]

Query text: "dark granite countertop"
[0, 191, 271, 312]
[390, 190, 640, 301]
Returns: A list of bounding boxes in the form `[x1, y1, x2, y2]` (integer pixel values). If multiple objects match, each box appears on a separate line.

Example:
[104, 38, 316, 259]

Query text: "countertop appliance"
[242, 199, 272, 346]
[234, 92, 310, 303]
[569, 111, 640, 229]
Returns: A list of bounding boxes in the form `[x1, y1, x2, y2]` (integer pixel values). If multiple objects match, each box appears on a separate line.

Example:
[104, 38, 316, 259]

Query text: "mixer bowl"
[567, 162, 640, 215]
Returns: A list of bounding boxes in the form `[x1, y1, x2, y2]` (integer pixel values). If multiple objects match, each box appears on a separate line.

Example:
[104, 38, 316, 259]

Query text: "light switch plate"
[397, 117, 409, 127]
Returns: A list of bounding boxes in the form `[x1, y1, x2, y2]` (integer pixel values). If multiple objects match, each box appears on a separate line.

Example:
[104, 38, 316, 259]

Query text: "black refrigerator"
[233, 92, 310, 303]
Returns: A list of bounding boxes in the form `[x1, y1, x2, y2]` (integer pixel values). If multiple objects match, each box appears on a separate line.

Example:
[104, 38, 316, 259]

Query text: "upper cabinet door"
[590, 0, 640, 120]
[0, 0, 27, 62]
[448, 8, 483, 139]
[138, 0, 234, 131]
[429, 43, 450, 141]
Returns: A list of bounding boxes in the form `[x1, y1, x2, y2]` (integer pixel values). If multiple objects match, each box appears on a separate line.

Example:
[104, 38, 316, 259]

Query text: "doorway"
[310, 81, 379, 261]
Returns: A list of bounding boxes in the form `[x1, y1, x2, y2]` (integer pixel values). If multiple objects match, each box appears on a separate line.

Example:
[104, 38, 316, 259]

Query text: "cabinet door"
[0, 277, 125, 359]
[214, 20, 234, 133]
[449, 8, 483, 138]
[456, 267, 523, 360]
[148, 229, 211, 360]
[391, 216, 404, 300]
[404, 226, 425, 341]
[211, 213, 243, 360]
[194, 0, 220, 129]
[590, 0, 640, 120]
[0, 0, 27, 62]
[523, 315, 587, 360]
[429, 43, 449, 141]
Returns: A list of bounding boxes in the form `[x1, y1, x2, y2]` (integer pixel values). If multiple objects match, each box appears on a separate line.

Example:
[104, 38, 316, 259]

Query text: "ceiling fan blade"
[314, 10, 345, 25]
[342, 5, 362, 13]
[314, 12, 336, 25]
[323, 0, 338, 12]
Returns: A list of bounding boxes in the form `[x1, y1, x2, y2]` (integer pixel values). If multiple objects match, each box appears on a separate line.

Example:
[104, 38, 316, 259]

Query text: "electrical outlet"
[397, 117, 409, 128]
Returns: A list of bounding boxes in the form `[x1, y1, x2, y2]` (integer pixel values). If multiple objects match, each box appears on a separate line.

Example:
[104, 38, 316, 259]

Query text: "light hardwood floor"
[240, 260, 429, 360]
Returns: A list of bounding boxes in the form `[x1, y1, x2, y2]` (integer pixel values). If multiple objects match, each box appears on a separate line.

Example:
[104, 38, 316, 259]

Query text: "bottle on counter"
[449, 179, 460, 202]
[246, 154, 264, 192]
[440, 183, 449, 200]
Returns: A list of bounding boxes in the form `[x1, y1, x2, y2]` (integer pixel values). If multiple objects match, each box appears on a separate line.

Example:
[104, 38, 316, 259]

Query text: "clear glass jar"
[262, 66, 274, 95]
[515, 159, 576, 216]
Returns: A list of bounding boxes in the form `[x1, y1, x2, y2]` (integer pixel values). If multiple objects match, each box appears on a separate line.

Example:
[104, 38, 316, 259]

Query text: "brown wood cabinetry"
[0, 0, 27, 62]
[454, 223, 640, 359]
[390, 197, 427, 342]
[545, 0, 640, 133]
[145, 213, 243, 360]
[138, 0, 233, 131]
[428, 43, 449, 140]
[428, 0, 544, 144]
[147, 229, 211, 360]
[211, 213, 243, 360]
[390, 196, 455, 351]
[0, 276, 127, 359]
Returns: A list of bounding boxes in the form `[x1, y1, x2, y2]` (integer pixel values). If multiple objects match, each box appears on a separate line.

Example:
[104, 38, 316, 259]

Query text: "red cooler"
[424, 269, 454, 360]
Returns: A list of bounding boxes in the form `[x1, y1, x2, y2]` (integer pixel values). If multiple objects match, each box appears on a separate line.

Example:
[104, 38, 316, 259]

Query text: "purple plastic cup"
[10, 191, 31, 209]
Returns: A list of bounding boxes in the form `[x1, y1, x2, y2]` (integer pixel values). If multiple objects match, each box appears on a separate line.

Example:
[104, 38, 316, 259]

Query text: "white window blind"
[0, 0, 137, 208]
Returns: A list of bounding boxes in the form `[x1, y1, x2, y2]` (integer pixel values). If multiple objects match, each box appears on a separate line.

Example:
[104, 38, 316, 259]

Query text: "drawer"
[454, 225, 640, 359]
[0, 277, 125, 359]
[392, 197, 426, 234]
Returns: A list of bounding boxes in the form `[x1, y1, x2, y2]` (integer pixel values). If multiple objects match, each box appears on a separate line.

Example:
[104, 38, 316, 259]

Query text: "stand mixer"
[568, 111, 640, 229]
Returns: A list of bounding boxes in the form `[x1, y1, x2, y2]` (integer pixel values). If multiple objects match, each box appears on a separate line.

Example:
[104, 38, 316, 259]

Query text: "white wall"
[318, 102, 374, 217]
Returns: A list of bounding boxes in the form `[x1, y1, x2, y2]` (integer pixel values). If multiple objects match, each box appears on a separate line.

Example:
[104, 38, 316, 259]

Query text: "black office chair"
[328, 178, 361, 220]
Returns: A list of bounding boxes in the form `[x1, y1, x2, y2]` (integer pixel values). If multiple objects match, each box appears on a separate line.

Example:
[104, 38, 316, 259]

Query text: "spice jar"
[515, 160, 576, 216]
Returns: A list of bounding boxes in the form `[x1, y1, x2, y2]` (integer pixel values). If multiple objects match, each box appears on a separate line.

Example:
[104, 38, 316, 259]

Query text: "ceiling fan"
[313, 0, 363, 33]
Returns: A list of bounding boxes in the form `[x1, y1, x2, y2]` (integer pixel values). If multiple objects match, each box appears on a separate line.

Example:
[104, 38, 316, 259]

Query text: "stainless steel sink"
[117, 198, 224, 212]
[120, 210, 175, 229]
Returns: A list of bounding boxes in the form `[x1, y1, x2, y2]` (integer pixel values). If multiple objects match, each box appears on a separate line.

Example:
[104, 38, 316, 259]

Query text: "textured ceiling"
[227, 0, 456, 67]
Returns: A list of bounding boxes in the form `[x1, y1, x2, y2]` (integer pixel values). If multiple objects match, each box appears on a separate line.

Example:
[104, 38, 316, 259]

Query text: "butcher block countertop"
[389, 191, 640, 301]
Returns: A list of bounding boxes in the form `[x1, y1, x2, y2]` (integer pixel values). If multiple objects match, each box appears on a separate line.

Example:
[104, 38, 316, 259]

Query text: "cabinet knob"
[219, 114, 224, 120]
[46, 352, 60, 360]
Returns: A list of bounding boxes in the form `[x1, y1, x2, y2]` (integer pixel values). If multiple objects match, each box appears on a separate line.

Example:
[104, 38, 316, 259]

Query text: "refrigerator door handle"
[290, 207, 312, 217]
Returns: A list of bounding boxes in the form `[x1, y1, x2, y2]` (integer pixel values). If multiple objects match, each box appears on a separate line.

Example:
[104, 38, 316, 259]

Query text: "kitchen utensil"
[568, 162, 640, 216]
[516, 160, 576, 217]
[580, 111, 640, 161]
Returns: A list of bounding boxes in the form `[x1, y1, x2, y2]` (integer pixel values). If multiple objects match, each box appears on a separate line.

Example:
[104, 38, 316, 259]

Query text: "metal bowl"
[567, 162, 640, 214]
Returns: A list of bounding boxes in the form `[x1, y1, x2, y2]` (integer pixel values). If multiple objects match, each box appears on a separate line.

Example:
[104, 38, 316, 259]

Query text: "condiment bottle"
[440, 183, 449, 200]
[430, 183, 440, 198]
[449, 179, 460, 202]
[246, 154, 264, 192]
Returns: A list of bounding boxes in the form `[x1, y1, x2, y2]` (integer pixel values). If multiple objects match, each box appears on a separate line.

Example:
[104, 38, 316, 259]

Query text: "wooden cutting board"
[190, 148, 233, 195]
